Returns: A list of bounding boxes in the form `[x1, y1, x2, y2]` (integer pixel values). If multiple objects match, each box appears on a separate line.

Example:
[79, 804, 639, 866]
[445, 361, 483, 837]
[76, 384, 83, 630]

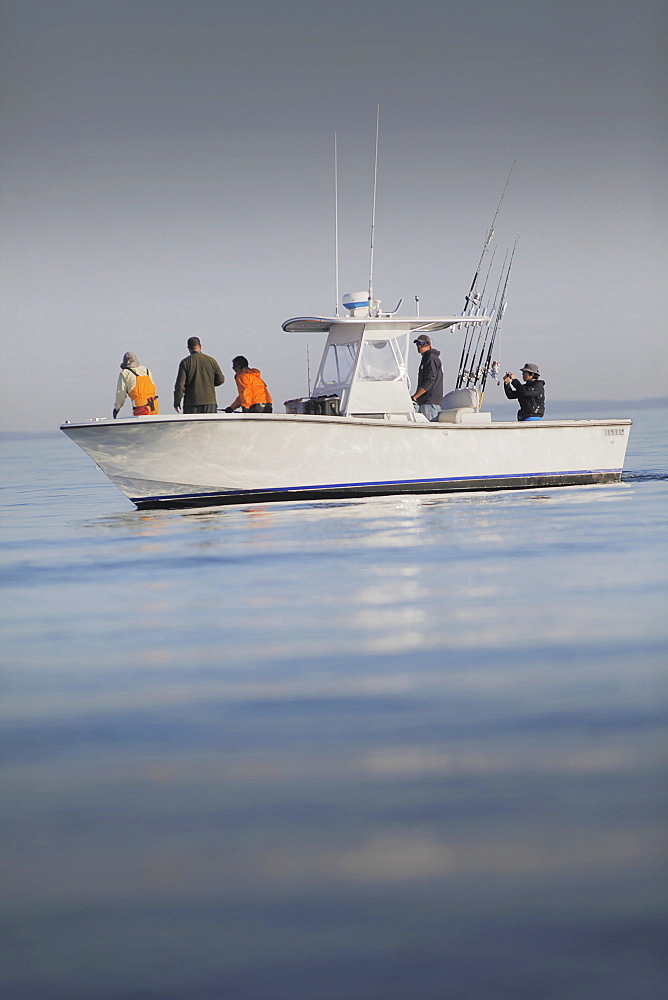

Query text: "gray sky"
[1, 0, 666, 431]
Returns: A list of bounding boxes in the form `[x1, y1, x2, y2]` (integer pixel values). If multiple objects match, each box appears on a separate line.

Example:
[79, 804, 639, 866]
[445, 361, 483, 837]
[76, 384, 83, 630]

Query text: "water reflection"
[2, 418, 667, 999]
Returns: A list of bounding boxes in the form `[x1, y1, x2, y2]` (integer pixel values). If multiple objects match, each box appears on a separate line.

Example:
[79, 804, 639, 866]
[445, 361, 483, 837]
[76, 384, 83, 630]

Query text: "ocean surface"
[1, 403, 667, 1000]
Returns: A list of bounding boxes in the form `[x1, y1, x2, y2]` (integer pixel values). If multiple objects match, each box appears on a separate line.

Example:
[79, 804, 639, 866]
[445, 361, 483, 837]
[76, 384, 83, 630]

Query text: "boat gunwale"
[60, 414, 633, 432]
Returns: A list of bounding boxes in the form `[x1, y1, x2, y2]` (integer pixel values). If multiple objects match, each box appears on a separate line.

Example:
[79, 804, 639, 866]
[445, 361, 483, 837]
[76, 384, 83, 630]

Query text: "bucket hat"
[521, 363, 540, 375]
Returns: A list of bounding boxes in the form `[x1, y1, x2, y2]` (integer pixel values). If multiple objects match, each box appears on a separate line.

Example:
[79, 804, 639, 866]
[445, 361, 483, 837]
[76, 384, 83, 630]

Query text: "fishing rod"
[465, 247, 508, 387]
[463, 311, 488, 388]
[489, 246, 510, 314]
[478, 244, 497, 308]
[455, 321, 474, 389]
[462, 160, 514, 314]
[479, 235, 518, 403]
[456, 163, 514, 387]
[465, 246, 501, 385]
[463, 239, 517, 393]
[484, 246, 516, 387]
[456, 304, 489, 389]
[456, 324, 480, 388]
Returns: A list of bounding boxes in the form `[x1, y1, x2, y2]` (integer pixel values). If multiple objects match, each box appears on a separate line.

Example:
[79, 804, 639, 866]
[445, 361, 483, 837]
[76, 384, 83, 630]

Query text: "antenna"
[334, 132, 340, 317]
[368, 103, 380, 314]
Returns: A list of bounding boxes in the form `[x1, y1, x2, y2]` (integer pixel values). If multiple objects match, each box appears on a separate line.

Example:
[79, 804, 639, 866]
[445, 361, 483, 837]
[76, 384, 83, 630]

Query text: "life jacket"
[128, 368, 160, 415]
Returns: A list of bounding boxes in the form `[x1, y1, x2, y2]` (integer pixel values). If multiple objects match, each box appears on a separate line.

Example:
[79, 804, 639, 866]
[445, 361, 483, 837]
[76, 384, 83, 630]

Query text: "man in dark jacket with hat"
[503, 363, 545, 420]
[411, 335, 444, 421]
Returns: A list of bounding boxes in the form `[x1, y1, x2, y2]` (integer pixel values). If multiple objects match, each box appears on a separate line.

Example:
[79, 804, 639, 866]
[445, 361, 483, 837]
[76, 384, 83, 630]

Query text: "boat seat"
[437, 387, 489, 422]
[438, 408, 492, 424]
[441, 388, 479, 410]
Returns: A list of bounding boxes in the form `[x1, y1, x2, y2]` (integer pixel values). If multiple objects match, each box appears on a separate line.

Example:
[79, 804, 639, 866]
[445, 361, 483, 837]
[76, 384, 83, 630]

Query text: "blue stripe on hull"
[131, 469, 623, 510]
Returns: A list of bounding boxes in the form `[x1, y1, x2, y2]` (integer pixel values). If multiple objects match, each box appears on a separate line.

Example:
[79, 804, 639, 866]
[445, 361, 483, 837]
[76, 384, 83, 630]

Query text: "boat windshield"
[317, 342, 360, 387]
[357, 337, 406, 382]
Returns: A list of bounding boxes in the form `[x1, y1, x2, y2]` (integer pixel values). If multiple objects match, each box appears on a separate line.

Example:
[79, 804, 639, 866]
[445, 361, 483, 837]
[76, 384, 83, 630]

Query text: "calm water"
[1, 405, 667, 1000]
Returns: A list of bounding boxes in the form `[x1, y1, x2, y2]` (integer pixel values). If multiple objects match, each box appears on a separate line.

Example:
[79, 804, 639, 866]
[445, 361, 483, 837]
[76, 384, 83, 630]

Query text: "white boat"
[61, 117, 631, 508]
[61, 299, 631, 509]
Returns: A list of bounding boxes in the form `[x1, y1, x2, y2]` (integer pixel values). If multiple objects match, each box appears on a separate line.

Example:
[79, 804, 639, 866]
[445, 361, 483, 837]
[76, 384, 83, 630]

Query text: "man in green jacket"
[173, 337, 225, 413]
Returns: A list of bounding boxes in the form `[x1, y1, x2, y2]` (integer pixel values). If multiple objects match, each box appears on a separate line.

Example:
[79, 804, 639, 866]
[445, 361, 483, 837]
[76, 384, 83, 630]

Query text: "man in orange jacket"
[224, 356, 273, 413]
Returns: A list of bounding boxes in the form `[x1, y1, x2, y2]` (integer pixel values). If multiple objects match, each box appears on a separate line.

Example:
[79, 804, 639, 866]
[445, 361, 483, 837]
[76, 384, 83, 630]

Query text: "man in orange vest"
[224, 356, 273, 413]
[113, 352, 160, 418]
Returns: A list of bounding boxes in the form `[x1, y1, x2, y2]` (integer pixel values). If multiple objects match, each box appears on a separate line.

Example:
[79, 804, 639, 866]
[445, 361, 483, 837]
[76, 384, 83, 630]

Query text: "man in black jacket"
[503, 363, 545, 420]
[411, 335, 444, 421]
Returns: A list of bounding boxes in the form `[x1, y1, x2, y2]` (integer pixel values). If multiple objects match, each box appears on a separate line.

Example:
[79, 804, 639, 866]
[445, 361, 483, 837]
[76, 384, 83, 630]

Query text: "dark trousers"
[184, 403, 217, 414]
[243, 403, 273, 413]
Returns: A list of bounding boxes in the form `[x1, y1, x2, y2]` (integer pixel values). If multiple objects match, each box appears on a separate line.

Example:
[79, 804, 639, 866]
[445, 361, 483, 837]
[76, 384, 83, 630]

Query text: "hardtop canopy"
[282, 316, 489, 334]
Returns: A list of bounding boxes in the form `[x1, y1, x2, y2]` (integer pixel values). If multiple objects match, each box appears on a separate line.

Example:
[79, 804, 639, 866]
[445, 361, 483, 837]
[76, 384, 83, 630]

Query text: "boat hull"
[60, 413, 631, 510]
